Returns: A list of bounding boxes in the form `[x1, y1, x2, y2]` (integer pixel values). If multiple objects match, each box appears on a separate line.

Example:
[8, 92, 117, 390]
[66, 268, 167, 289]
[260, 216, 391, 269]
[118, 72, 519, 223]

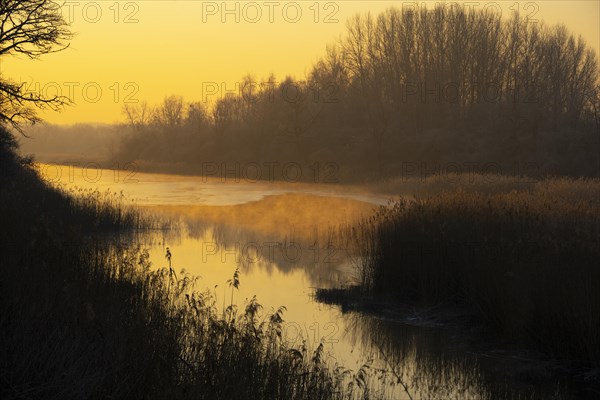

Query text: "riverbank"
[314, 180, 600, 395]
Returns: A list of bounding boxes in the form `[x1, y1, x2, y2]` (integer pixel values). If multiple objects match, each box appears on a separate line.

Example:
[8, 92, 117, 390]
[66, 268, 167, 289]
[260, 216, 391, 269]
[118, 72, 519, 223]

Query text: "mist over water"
[36, 162, 390, 206]
[39, 163, 576, 399]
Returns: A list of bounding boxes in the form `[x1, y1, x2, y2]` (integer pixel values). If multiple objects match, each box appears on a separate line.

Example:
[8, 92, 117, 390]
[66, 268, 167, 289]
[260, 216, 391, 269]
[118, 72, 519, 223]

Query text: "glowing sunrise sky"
[2, 1, 599, 125]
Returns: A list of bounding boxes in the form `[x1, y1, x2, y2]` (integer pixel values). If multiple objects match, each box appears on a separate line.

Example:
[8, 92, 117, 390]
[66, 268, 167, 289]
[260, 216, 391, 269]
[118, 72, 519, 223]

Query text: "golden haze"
[2, 0, 598, 125]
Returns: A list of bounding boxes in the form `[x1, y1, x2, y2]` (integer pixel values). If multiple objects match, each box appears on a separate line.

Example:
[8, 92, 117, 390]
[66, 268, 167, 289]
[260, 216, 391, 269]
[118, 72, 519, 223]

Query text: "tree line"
[114, 5, 600, 180]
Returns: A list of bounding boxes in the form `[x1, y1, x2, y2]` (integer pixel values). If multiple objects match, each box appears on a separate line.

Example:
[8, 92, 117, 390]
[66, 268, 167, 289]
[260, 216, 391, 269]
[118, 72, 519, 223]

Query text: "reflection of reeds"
[354, 177, 600, 369]
[1, 143, 382, 399]
[341, 312, 566, 399]
[147, 195, 373, 288]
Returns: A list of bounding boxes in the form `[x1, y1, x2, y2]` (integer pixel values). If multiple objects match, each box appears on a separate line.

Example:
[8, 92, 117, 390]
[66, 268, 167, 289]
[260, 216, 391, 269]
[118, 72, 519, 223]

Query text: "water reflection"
[343, 314, 569, 399]
[134, 198, 571, 400]
[45, 164, 573, 399]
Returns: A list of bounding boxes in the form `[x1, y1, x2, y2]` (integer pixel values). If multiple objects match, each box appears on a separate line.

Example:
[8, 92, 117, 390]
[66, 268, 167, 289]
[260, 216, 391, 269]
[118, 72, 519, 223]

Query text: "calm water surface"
[39, 163, 574, 399]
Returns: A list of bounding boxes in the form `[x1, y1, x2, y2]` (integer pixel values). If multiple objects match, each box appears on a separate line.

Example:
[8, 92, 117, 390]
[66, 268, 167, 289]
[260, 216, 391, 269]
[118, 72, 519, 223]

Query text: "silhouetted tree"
[0, 0, 73, 131]
[185, 101, 210, 131]
[122, 101, 150, 130]
[154, 95, 184, 127]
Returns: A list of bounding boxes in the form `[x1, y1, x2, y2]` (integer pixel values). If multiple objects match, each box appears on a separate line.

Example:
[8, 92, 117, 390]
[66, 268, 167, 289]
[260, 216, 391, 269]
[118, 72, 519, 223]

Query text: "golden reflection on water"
[38, 163, 570, 399]
[145, 192, 376, 239]
[140, 193, 377, 359]
[136, 195, 378, 388]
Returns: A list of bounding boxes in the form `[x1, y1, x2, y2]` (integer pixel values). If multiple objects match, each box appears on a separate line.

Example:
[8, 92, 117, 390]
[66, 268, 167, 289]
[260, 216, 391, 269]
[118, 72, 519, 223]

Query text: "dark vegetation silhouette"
[110, 5, 600, 180]
[0, 2, 379, 399]
[317, 180, 600, 381]
[0, 0, 72, 131]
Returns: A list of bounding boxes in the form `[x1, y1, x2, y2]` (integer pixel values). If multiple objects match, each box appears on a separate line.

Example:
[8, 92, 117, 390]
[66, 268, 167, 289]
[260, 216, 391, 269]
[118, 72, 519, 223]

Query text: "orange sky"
[2, 1, 599, 125]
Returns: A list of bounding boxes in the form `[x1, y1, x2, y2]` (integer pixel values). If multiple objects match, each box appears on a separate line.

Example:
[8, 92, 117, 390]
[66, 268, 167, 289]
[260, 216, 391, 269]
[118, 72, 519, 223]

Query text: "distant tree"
[276, 77, 322, 137]
[342, 13, 393, 176]
[591, 84, 600, 133]
[185, 101, 210, 131]
[122, 101, 150, 130]
[0, 0, 73, 132]
[213, 95, 244, 134]
[155, 95, 184, 127]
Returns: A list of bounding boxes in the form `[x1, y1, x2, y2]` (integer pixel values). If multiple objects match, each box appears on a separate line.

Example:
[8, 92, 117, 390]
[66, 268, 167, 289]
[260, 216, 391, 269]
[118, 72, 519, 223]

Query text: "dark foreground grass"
[0, 127, 372, 399]
[343, 179, 600, 370]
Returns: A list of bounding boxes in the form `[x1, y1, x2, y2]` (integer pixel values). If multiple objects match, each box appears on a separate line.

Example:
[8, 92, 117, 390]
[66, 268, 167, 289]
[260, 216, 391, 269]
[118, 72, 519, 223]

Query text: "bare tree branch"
[0, 0, 73, 132]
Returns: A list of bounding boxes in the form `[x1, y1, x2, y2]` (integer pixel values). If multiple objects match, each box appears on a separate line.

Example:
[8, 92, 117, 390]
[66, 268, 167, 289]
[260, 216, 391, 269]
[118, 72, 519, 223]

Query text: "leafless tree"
[0, 0, 73, 131]
[158, 95, 184, 127]
[185, 101, 210, 131]
[122, 101, 150, 130]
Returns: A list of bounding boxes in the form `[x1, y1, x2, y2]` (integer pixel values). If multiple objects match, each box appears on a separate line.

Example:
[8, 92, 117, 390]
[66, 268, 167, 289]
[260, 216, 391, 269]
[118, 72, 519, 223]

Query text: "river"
[37, 163, 576, 399]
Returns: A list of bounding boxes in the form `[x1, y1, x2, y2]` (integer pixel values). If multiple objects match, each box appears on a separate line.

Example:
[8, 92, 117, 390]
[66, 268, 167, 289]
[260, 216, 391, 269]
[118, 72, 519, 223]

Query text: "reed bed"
[351, 178, 600, 369]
